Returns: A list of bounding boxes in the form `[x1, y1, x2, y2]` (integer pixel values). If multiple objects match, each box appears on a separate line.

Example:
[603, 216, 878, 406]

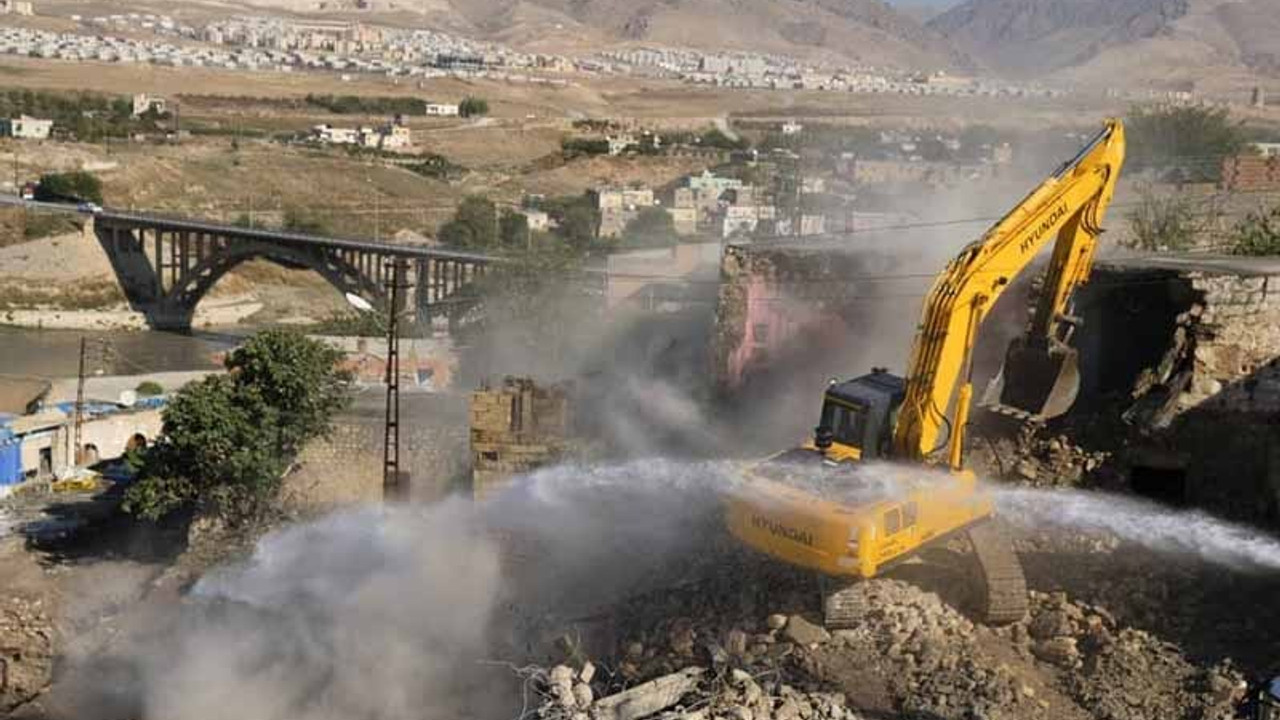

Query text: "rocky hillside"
[929, 0, 1280, 87]
[226, 0, 966, 69]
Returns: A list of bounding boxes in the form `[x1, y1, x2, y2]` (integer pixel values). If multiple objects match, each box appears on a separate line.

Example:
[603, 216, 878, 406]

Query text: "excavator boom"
[893, 119, 1125, 464]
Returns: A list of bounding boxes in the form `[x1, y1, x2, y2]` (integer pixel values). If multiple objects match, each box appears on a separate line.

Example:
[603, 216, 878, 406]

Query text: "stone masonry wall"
[1184, 273, 1280, 411]
[283, 394, 470, 512]
[471, 377, 574, 500]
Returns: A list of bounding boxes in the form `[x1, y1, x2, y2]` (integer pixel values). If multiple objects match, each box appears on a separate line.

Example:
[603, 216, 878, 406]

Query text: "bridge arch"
[93, 214, 494, 331]
[166, 240, 386, 325]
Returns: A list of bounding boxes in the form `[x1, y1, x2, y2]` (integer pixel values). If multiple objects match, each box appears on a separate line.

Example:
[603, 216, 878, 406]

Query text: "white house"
[425, 103, 460, 117]
[132, 94, 166, 117]
[312, 124, 359, 144]
[1253, 142, 1280, 159]
[1, 116, 53, 140]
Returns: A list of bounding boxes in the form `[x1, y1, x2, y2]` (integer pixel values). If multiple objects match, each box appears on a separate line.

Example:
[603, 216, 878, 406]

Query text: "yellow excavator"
[726, 119, 1126, 626]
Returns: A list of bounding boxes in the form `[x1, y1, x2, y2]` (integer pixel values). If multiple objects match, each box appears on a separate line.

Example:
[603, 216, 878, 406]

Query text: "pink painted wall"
[724, 274, 846, 390]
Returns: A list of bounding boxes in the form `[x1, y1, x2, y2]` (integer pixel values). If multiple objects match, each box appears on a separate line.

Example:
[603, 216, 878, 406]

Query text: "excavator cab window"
[821, 401, 869, 448]
[884, 508, 902, 535]
[819, 372, 906, 460]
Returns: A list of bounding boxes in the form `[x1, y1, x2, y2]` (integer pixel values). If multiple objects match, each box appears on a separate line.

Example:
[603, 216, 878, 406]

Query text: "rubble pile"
[972, 420, 1113, 489]
[0, 596, 54, 713]
[998, 591, 1247, 720]
[810, 581, 1029, 719]
[524, 563, 1258, 720]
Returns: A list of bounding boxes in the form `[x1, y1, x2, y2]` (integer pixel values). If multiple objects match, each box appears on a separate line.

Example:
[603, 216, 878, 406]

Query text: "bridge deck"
[96, 210, 499, 263]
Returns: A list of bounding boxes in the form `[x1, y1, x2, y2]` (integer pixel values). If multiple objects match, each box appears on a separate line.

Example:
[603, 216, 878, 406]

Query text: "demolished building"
[1068, 254, 1280, 523]
[470, 377, 576, 500]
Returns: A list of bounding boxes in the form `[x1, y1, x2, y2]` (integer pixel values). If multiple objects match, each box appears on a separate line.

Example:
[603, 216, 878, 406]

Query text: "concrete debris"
[591, 667, 705, 720]
[782, 615, 830, 647]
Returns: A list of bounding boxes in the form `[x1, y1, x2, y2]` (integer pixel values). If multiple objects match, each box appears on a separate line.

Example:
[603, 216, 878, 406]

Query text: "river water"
[0, 326, 247, 379]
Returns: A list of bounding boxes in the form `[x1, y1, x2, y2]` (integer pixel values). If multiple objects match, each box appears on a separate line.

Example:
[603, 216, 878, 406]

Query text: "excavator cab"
[814, 369, 905, 462]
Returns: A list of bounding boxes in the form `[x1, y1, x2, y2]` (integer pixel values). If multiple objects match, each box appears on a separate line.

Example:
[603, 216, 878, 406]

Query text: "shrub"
[1124, 190, 1198, 251]
[1127, 105, 1247, 182]
[135, 380, 164, 396]
[1230, 205, 1280, 257]
[35, 171, 103, 204]
[124, 330, 350, 524]
[459, 97, 489, 118]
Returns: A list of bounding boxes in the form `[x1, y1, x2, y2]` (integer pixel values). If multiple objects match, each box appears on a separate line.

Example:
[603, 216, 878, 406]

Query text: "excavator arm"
[892, 119, 1126, 466]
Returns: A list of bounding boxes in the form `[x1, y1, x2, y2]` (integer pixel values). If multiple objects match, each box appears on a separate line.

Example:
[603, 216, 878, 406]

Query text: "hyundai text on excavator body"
[726, 120, 1126, 626]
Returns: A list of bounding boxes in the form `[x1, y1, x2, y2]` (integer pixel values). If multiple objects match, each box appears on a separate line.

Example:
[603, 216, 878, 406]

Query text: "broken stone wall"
[1061, 260, 1280, 523]
[470, 377, 575, 500]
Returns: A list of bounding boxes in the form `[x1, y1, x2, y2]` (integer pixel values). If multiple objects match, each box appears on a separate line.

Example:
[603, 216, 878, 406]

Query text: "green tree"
[623, 207, 677, 247]
[35, 171, 103, 204]
[1125, 190, 1198, 251]
[439, 195, 498, 250]
[124, 330, 350, 523]
[499, 210, 530, 249]
[282, 207, 331, 236]
[700, 127, 748, 151]
[135, 380, 165, 396]
[1230, 205, 1280, 256]
[1127, 105, 1247, 182]
[560, 203, 601, 252]
[459, 97, 489, 118]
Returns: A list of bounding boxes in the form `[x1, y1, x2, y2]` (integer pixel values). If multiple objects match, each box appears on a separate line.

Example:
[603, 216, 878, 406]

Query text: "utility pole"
[72, 336, 87, 467]
[382, 258, 411, 501]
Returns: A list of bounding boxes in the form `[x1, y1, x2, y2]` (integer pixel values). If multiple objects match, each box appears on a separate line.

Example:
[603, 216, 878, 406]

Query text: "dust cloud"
[54, 462, 736, 720]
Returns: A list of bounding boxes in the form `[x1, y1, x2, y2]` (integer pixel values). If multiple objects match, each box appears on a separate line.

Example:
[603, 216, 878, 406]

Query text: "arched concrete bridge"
[91, 210, 497, 331]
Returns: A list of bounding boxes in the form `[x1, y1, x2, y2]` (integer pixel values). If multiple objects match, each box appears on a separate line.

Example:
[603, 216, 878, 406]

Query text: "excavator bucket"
[992, 338, 1081, 419]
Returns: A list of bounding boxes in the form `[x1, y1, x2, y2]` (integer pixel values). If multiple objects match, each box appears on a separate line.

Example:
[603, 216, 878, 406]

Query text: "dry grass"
[0, 277, 125, 310]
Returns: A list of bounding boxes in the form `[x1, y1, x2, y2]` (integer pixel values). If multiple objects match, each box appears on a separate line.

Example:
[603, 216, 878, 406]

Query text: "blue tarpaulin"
[0, 426, 20, 487]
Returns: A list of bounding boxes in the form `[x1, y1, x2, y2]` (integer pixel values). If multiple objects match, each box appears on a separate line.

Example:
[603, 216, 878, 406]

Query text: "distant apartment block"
[669, 207, 697, 236]
[723, 205, 760, 238]
[0, 0, 34, 16]
[595, 186, 656, 238]
[0, 115, 52, 140]
[687, 170, 743, 195]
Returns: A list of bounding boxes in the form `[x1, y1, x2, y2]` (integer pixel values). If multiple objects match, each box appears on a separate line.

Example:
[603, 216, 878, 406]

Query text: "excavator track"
[819, 576, 868, 630]
[966, 520, 1028, 625]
